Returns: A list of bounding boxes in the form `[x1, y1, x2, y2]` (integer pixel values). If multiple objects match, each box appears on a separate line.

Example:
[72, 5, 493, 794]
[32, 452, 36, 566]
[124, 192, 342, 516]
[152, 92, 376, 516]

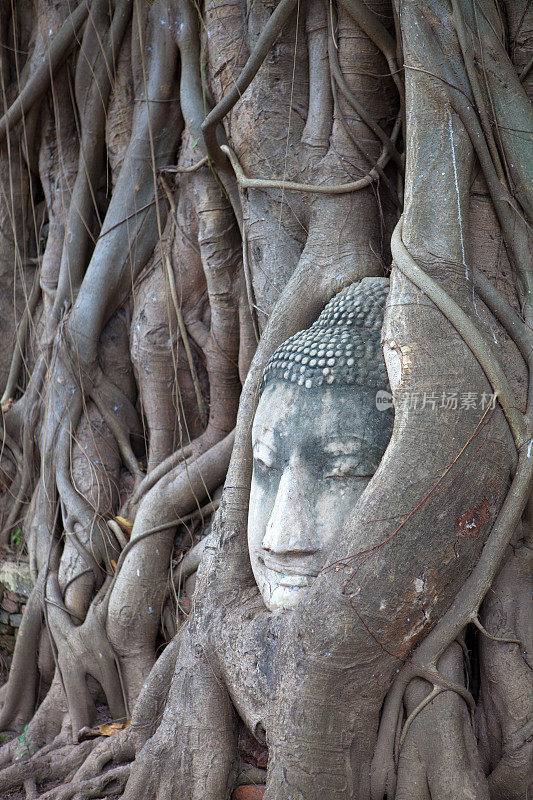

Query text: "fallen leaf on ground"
[98, 719, 130, 736]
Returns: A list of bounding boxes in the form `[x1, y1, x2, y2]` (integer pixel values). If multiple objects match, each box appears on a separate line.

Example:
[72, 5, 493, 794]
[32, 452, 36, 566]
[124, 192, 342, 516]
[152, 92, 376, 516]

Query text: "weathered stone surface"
[0, 634, 15, 653]
[9, 613, 22, 628]
[1, 596, 19, 614]
[0, 611, 9, 625]
[0, 560, 32, 599]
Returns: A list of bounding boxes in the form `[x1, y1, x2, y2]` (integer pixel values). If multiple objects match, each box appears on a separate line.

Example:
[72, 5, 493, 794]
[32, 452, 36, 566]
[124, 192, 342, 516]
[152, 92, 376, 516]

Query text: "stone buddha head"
[248, 278, 393, 612]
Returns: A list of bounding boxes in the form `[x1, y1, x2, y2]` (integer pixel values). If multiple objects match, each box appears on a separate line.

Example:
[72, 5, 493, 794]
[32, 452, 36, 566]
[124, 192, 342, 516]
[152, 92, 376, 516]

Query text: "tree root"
[0, 740, 94, 797]
[326, 17, 403, 171]
[476, 543, 533, 800]
[398, 685, 443, 751]
[64, 727, 134, 786]
[394, 644, 490, 800]
[90, 386, 144, 489]
[124, 428, 193, 514]
[0, 3, 531, 799]
[122, 628, 238, 800]
[173, 0, 242, 228]
[40, 763, 131, 800]
[336, 0, 404, 102]
[0, 681, 70, 770]
[1, 265, 41, 405]
[326, 4, 401, 203]
[159, 156, 209, 175]
[0, 356, 46, 546]
[0, 575, 45, 732]
[48, 0, 132, 326]
[222, 132, 401, 194]
[29, 638, 177, 800]
[45, 575, 128, 741]
[406, 6, 532, 308]
[471, 614, 521, 646]
[159, 176, 208, 428]
[106, 431, 235, 702]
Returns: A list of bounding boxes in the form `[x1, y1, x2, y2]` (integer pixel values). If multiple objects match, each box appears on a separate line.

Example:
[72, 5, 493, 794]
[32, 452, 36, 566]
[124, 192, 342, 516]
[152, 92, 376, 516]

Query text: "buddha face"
[248, 380, 392, 612]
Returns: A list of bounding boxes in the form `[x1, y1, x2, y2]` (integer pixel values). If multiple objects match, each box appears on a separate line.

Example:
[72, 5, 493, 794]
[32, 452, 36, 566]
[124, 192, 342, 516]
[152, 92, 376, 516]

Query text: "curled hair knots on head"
[260, 277, 390, 393]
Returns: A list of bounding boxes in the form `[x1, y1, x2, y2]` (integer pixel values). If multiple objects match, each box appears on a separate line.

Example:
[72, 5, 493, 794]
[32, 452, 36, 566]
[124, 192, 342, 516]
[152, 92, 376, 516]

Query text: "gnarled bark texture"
[0, 0, 530, 798]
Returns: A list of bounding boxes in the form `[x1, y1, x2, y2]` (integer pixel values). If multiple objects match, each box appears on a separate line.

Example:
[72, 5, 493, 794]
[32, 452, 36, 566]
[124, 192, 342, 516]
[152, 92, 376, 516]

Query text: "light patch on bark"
[383, 340, 412, 391]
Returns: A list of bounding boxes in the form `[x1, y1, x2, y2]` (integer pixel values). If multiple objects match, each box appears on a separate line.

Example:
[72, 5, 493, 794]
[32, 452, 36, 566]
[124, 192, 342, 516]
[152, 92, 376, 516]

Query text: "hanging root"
[200, 0, 298, 169]
[0, 2, 90, 143]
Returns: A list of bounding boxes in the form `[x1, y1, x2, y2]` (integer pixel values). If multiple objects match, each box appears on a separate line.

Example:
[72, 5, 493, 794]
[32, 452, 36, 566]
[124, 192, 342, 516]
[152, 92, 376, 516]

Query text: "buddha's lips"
[261, 556, 319, 580]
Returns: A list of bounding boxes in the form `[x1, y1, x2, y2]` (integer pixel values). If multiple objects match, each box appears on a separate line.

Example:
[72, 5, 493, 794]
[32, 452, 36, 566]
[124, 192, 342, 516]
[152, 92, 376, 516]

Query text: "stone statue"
[248, 277, 393, 611]
[123, 277, 396, 800]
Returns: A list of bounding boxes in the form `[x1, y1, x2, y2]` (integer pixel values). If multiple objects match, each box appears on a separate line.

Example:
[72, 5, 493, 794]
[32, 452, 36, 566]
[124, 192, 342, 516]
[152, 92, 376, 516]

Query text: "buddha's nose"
[261, 465, 319, 556]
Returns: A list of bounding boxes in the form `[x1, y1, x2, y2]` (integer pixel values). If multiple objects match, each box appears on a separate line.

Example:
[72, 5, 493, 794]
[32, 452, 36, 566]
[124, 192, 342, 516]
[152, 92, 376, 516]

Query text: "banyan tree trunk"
[0, 0, 530, 798]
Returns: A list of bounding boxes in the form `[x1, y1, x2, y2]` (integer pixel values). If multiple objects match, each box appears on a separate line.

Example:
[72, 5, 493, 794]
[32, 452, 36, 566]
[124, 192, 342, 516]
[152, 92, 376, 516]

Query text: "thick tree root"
[40, 763, 131, 800]
[395, 643, 489, 800]
[45, 578, 128, 741]
[0, 740, 94, 796]
[370, 201, 532, 798]
[0, 2, 90, 143]
[476, 543, 533, 800]
[122, 629, 238, 800]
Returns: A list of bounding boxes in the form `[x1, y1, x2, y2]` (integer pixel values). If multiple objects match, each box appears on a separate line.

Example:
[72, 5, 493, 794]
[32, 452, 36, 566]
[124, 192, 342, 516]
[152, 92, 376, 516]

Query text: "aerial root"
[470, 614, 522, 645]
[0, 739, 95, 796]
[398, 686, 442, 751]
[39, 763, 132, 800]
[201, 0, 298, 168]
[0, 2, 90, 142]
[222, 136, 401, 195]
[374, 658, 477, 775]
